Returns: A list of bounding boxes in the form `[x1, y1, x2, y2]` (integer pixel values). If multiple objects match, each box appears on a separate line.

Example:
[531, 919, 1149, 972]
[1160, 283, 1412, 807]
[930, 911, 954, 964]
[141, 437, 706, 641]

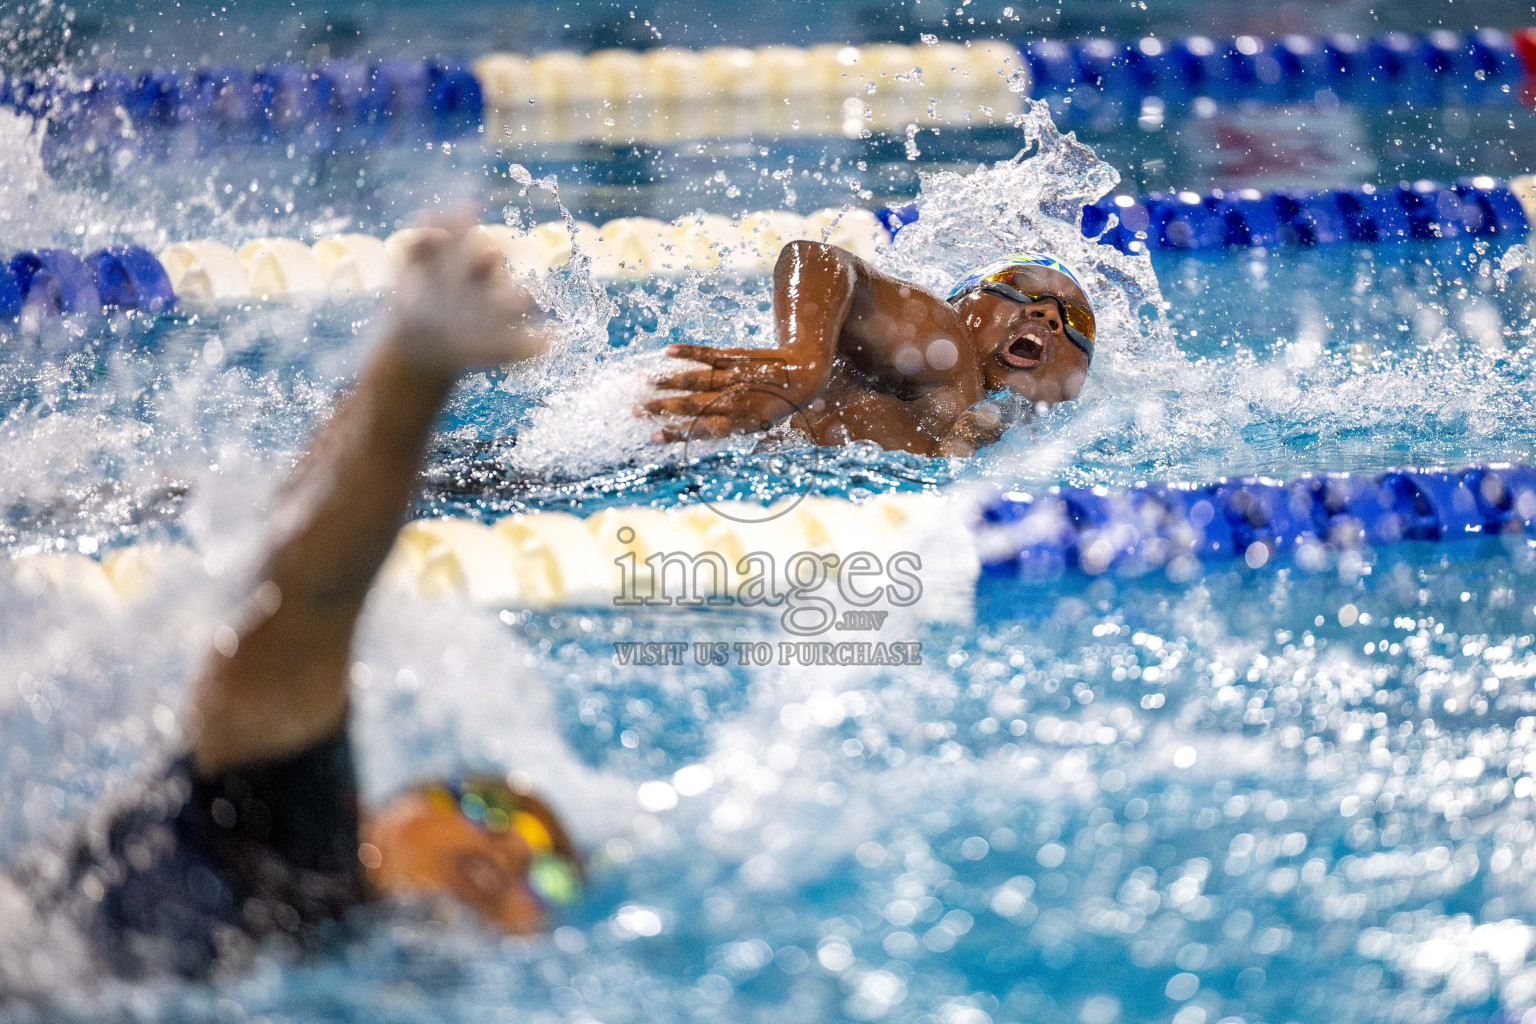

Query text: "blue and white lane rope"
[876, 175, 1533, 254]
[0, 174, 1530, 318]
[975, 464, 1536, 579]
[7, 59, 484, 134]
[6, 27, 1532, 148]
[9, 464, 1536, 613]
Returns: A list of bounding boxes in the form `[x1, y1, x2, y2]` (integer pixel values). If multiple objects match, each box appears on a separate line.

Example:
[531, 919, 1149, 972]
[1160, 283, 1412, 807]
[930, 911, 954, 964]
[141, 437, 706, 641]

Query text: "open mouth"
[997, 330, 1046, 369]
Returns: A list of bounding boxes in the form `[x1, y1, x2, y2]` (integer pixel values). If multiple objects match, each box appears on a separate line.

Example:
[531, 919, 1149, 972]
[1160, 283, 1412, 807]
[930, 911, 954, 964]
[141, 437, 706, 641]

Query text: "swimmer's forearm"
[188, 336, 454, 774]
[773, 241, 857, 392]
[645, 243, 863, 437]
[272, 337, 453, 605]
[188, 218, 547, 775]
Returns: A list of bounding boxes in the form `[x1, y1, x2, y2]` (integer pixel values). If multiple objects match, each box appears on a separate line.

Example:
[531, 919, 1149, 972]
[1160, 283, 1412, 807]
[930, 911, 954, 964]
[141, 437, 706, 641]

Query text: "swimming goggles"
[425, 776, 583, 909]
[970, 280, 1096, 361]
[946, 254, 1096, 361]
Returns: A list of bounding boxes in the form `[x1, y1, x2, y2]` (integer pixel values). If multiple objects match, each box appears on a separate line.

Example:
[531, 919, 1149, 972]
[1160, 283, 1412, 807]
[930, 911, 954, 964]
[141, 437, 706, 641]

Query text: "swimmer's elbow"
[776, 239, 853, 273]
[774, 241, 864, 304]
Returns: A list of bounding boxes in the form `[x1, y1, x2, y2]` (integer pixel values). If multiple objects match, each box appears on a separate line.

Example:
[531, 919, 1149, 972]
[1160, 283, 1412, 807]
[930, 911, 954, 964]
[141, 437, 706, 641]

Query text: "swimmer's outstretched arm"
[643, 240, 853, 440]
[186, 219, 546, 776]
[643, 241, 979, 449]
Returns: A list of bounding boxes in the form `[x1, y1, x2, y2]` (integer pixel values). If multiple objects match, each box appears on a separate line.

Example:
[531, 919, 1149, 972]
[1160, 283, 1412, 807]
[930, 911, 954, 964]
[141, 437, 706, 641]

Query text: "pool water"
[4, 8, 1536, 1024]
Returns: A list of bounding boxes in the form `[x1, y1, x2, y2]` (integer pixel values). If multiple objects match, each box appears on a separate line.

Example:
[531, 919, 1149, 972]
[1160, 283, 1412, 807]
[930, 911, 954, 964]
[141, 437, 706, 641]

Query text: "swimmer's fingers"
[641, 386, 782, 419]
[641, 385, 790, 435]
[386, 204, 548, 371]
[653, 416, 735, 443]
[465, 242, 504, 282]
[401, 209, 480, 264]
[662, 344, 736, 367]
[410, 208, 479, 240]
[656, 347, 800, 392]
[664, 344, 790, 370]
[640, 392, 724, 417]
[654, 363, 794, 391]
[652, 368, 716, 391]
[403, 226, 453, 265]
[484, 263, 544, 322]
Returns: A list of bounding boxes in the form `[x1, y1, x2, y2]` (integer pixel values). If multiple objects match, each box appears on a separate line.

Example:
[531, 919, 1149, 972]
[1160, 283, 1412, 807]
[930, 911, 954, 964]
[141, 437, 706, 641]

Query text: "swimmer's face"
[361, 787, 574, 934]
[958, 291, 1090, 404]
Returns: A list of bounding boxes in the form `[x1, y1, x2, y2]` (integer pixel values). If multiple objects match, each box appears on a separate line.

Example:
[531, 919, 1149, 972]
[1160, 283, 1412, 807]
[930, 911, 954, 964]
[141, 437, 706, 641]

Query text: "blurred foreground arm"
[187, 219, 547, 776]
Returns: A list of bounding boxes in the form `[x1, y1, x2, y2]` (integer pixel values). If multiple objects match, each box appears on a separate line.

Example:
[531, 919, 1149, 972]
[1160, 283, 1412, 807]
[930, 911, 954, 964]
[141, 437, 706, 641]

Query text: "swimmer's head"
[362, 775, 581, 934]
[948, 252, 1095, 402]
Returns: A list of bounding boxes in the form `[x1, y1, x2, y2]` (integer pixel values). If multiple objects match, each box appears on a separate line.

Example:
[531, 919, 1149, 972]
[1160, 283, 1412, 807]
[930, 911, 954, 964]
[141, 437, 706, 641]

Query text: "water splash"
[503, 163, 621, 392]
[0, 109, 120, 250]
[879, 97, 1173, 364]
[0, 0, 165, 254]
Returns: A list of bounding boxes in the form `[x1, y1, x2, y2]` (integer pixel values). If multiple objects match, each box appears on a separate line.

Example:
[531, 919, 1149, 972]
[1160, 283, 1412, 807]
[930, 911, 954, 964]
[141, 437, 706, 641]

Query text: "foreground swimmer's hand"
[385, 214, 548, 376]
[642, 343, 818, 442]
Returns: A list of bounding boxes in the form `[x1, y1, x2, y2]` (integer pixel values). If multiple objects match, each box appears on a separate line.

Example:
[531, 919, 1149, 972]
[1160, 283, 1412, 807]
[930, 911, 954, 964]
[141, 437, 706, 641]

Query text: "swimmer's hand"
[937, 395, 1030, 458]
[383, 214, 548, 377]
[639, 343, 813, 442]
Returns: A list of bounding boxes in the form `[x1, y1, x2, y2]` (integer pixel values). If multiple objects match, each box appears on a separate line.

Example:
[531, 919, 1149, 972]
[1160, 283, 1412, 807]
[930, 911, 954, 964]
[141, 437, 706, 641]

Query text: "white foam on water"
[0, 101, 167, 252]
[506, 347, 678, 479]
[0, 108, 96, 250]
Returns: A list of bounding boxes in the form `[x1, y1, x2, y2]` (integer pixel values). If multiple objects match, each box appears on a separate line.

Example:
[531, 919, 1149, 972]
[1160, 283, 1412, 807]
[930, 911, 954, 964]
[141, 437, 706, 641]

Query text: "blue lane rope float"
[974, 463, 1536, 579]
[0, 264, 22, 320]
[877, 175, 1532, 254]
[1025, 28, 1527, 113]
[0, 245, 174, 318]
[85, 247, 177, 314]
[9, 58, 485, 146]
[10, 249, 101, 315]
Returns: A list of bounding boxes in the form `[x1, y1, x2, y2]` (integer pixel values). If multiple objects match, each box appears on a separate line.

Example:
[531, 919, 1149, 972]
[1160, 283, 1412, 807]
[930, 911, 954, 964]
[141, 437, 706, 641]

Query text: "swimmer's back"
[7, 729, 365, 987]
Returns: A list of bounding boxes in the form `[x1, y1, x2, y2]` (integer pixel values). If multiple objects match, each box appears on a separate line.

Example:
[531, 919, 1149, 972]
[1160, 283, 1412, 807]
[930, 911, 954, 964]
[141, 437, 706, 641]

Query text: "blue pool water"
[5, 4, 1536, 1023]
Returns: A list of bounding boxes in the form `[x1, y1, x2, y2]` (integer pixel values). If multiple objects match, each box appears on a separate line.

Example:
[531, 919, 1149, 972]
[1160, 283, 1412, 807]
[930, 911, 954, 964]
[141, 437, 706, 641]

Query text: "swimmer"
[642, 242, 1096, 458]
[2, 217, 571, 989]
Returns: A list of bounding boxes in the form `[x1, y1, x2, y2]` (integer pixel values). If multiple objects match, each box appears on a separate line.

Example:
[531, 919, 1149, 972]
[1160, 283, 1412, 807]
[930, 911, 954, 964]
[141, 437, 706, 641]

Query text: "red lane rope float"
[1513, 28, 1536, 106]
